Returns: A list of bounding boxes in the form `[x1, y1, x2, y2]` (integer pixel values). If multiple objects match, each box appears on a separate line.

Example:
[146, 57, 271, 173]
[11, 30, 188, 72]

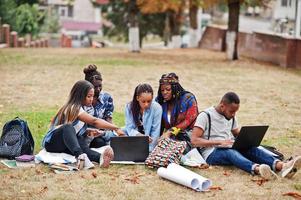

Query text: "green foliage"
[0, 0, 18, 28]
[15, 4, 42, 36]
[41, 9, 60, 33]
[103, 1, 165, 46]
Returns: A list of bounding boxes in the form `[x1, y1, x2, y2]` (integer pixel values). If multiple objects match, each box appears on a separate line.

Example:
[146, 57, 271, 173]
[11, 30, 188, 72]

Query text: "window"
[60, 9, 65, 16]
[281, 0, 288, 6]
[68, 6, 73, 17]
[281, 0, 292, 7]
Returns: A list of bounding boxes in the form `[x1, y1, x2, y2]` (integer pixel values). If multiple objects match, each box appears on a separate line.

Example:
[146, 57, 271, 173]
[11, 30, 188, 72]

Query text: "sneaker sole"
[100, 147, 114, 168]
[259, 165, 278, 180]
[282, 157, 301, 178]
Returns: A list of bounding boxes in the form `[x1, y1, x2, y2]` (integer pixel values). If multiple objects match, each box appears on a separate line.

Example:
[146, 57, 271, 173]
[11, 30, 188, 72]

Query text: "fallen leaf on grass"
[38, 186, 48, 195]
[35, 169, 43, 175]
[282, 192, 301, 199]
[251, 178, 268, 186]
[209, 186, 223, 191]
[91, 172, 97, 178]
[124, 172, 146, 184]
[223, 171, 231, 176]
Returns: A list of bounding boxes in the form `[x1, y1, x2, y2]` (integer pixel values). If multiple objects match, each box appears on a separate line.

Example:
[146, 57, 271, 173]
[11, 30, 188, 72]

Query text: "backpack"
[0, 117, 35, 159]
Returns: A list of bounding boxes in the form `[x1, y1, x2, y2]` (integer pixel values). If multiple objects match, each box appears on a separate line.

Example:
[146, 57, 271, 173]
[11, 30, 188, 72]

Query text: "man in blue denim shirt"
[191, 92, 301, 180]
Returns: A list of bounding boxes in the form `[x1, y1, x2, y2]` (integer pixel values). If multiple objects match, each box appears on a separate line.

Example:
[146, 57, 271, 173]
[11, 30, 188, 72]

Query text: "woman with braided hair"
[157, 73, 198, 148]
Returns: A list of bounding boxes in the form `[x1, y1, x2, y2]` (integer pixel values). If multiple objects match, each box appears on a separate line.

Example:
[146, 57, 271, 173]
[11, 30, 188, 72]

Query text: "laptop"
[110, 136, 149, 164]
[218, 125, 269, 150]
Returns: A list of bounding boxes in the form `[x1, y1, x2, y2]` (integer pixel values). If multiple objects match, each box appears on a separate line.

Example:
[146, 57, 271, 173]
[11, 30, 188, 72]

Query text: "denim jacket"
[124, 101, 162, 152]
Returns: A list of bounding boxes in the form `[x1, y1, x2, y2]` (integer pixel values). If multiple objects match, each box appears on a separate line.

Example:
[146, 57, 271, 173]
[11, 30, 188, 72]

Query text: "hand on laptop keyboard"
[216, 139, 234, 148]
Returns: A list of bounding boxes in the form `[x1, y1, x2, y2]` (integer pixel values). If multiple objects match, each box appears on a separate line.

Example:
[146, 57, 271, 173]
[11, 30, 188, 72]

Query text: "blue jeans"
[206, 147, 278, 174]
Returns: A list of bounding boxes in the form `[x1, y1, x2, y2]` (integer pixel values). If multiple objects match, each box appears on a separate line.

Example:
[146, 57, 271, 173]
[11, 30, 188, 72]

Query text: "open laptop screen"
[110, 136, 149, 162]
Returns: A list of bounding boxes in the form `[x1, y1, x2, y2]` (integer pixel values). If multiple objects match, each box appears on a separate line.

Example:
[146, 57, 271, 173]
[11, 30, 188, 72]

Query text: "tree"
[0, 0, 42, 37]
[103, 0, 165, 48]
[137, 0, 185, 48]
[189, 0, 201, 47]
[202, 0, 269, 60]
[128, 0, 140, 52]
[41, 8, 60, 33]
[15, 4, 42, 37]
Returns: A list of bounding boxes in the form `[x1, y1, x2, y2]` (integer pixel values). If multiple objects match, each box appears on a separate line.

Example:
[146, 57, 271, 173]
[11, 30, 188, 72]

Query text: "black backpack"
[0, 117, 35, 159]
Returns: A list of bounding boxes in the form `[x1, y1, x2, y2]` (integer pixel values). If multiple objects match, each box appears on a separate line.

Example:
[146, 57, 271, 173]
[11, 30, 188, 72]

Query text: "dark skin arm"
[191, 126, 234, 148]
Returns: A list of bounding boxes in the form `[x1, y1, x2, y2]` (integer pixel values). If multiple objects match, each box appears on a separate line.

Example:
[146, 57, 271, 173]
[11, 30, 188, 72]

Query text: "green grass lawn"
[0, 110, 125, 153]
[0, 48, 301, 200]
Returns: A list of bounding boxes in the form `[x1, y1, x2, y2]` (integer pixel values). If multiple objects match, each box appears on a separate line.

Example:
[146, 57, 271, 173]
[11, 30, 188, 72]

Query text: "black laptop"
[218, 125, 269, 150]
[110, 136, 149, 163]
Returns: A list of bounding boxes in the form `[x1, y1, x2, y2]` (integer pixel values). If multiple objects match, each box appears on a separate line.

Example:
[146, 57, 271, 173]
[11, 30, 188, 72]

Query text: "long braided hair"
[130, 83, 153, 127]
[157, 73, 189, 126]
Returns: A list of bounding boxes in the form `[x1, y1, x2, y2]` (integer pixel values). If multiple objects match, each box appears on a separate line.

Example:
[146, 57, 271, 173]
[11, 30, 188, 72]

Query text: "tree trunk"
[189, 0, 198, 47]
[169, 0, 185, 48]
[227, 0, 240, 60]
[128, 0, 140, 52]
[163, 11, 171, 46]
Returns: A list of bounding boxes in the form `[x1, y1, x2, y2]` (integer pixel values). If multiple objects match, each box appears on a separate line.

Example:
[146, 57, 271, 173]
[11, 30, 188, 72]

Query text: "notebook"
[218, 125, 269, 150]
[110, 136, 149, 164]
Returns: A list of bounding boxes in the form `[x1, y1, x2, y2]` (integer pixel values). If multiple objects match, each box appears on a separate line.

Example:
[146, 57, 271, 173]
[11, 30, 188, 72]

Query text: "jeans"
[206, 147, 278, 174]
[45, 124, 83, 157]
[77, 135, 100, 163]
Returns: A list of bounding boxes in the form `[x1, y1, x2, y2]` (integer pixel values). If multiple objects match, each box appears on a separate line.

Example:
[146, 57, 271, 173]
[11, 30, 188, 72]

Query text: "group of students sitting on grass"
[42, 64, 301, 180]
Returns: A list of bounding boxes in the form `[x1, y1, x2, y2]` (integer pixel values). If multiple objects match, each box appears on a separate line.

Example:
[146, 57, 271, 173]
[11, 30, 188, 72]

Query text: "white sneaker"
[77, 153, 95, 170]
[83, 154, 95, 170]
[280, 156, 301, 178]
[259, 164, 278, 180]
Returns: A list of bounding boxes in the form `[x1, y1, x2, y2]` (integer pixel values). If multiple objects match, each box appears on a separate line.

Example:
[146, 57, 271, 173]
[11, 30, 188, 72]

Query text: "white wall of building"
[73, 0, 95, 22]
[273, 0, 296, 19]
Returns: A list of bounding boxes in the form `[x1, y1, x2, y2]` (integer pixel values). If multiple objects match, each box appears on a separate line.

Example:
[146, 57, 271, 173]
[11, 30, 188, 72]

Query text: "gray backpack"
[0, 117, 34, 159]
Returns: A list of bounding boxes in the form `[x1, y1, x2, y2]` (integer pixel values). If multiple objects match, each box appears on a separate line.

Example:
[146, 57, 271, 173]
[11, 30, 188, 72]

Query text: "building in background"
[42, 0, 109, 47]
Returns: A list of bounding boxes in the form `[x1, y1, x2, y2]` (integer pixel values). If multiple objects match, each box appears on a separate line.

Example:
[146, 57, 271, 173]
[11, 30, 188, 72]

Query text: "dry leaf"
[251, 178, 268, 186]
[209, 186, 223, 191]
[91, 172, 97, 178]
[124, 172, 145, 184]
[35, 169, 43, 175]
[38, 186, 48, 194]
[223, 171, 231, 176]
[283, 192, 301, 199]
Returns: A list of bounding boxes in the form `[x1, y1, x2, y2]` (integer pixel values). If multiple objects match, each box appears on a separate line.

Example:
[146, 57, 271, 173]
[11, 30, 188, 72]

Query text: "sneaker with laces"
[259, 164, 278, 180]
[280, 156, 301, 178]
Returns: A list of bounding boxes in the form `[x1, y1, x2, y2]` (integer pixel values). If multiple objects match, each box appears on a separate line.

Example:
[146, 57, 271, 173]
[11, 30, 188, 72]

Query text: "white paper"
[157, 163, 211, 191]
[35, 149, 76, 164]
[181, 148, 207, 167]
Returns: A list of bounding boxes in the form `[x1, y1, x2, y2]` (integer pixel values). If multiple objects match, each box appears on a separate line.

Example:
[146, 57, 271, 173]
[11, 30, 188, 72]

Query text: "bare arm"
[78, 112, 124, 135]
[191, 126, 233, 148]
[231, 127, 240, 137]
